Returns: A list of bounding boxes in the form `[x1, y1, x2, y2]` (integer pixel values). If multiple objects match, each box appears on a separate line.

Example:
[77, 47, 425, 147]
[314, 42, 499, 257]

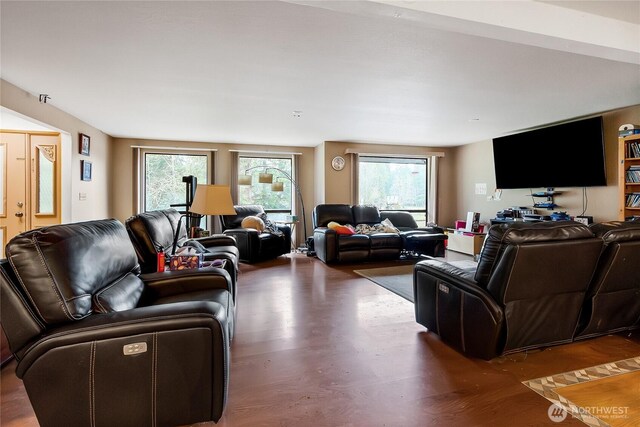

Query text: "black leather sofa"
[126, 208, 240, 292]
[220, 205, 292, 263]
[0, 219, 234, 426]
[413, 220, 640, 360]
[312, 204, 447, 264]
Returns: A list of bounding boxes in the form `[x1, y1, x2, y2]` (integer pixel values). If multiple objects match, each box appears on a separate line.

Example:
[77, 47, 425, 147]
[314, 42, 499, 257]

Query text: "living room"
[1, 1, 640, 426]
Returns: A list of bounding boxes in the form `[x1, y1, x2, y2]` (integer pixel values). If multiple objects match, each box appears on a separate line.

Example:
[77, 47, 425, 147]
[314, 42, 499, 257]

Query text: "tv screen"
[492, 116, 606, 189]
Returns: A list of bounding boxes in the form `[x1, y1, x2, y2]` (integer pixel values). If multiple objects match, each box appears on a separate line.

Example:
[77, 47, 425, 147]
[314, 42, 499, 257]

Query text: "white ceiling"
[1, 1, 639, 147]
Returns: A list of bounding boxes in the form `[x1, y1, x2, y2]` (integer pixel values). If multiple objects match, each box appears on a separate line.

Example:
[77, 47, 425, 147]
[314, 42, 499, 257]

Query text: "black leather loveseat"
[0, 219, 234, 426]
[413, 220, 640, 360]
[312, 204, 447, 264]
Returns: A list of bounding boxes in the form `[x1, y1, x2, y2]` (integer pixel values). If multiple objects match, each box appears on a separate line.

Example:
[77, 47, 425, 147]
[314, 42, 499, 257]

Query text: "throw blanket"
[257, 212, 284, 236]
[355, 218, 400, 235]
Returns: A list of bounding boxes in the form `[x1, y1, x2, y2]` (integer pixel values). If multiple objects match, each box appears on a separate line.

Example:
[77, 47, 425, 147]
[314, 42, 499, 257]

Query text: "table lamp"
[171, 184, 237, 254]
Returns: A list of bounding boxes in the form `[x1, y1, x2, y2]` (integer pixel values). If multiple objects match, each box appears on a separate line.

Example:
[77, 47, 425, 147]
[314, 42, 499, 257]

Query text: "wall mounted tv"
[492, 116, 606, 189]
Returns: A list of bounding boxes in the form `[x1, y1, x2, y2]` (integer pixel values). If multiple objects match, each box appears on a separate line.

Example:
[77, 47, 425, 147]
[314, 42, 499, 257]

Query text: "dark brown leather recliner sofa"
[575, 220, 640, 339]
[413, 220, 640, 360]
[0, 219, 234, 426]
[126, 208, 240, 291]
[312, 204, 447, 264]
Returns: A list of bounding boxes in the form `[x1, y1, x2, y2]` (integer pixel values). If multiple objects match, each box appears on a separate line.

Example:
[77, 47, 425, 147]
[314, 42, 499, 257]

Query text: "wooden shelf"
[620, 134, 640, 220]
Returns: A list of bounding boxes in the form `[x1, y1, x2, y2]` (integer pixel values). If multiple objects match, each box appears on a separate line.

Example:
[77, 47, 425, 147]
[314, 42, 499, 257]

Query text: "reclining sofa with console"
[126, 208, 240, 290]
[312, 204, 447, 264]
[413, 220, 640, 360]
[0, 219, 234, 426]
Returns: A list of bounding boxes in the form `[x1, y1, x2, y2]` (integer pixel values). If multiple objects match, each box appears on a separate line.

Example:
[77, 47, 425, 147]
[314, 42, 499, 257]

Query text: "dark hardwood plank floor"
[2, 253, 639, 426]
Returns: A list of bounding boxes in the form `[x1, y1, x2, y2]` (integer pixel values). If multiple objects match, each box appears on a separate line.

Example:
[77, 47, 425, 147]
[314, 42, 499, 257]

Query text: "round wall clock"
[331, 156, 345, 171]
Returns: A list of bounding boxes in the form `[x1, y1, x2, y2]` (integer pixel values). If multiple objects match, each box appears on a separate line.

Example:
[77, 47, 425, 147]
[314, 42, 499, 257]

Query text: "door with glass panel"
[0, 131, 61, 257]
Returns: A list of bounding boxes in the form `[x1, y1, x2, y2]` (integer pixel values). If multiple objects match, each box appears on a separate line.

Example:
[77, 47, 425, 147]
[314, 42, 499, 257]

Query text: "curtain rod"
[229, 149, 302, 155]
[131, 145, 217, 152]
[344, 149, 445, 158]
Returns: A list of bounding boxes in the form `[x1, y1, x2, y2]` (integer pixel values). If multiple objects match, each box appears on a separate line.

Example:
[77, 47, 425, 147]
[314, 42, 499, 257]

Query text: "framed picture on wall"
[81, 160, 92, 181]
[79, 133, 90, 156]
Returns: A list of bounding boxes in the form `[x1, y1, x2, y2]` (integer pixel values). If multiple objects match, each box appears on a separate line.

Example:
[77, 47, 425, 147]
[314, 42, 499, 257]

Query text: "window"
[142, 152, 209, 212]
[358, 156, 428, 226]
[238, 156, 293, 221]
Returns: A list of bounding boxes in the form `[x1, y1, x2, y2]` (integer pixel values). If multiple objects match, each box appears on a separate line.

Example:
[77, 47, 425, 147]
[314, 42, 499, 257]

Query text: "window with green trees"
[238, 156, 293, 221]
[358, 156, 428, 226]
[144, 153, 208, 212]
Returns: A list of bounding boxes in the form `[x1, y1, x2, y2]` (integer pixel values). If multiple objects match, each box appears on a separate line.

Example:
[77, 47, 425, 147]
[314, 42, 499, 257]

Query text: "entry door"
[0, 131, 61, 257]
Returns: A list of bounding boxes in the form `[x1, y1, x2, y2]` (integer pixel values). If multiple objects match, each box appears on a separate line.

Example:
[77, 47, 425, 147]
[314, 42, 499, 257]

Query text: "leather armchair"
[0, 219, 233, 426]
[126, 208, 239, 293]
[414, 221, 603, 360]
[220, 205, 292, 263]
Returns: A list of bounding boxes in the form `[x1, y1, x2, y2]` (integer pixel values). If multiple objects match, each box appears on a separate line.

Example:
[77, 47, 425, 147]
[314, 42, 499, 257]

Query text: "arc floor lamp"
[238, 166, 307, 245]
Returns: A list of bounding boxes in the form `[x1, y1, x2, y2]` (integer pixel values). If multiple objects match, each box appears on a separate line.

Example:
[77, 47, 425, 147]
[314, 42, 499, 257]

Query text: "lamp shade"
[238, 174, 252, 185]
[190, 185, 237, 216]
[258, 173, 273, 183]
[271, 181, 284, 192]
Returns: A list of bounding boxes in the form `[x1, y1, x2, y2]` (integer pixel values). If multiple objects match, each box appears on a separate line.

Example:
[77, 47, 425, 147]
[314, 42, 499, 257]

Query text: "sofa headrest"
[474, 221, 593, 287]
[488, 220, 594, 243]
[126, 209, 187, 253]
[380, 211, 418, 230]
[590, 221, 640, 244]
[6, 219, 141, 325]
[221, 205, 265, 229]
[313, 204, 354, 228]
[353, 205, 381, 225]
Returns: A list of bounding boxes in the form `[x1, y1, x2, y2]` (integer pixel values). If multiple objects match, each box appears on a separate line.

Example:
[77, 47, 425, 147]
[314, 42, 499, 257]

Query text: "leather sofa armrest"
[191, 234, 237, 247]
[313, 227, 338, 263]
[16, 300, 229, 377]
[140, 267, 232, 299]
[414, 260, 504, 360]
[223, 229, 261, 262]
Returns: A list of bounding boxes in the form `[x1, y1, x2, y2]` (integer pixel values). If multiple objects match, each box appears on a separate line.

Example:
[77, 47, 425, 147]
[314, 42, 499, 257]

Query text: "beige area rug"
[523, 356, 640, 426]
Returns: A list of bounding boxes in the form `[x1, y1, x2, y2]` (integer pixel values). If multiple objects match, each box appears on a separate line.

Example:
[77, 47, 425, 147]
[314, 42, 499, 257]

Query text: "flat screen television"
[492, 116, 606, 189]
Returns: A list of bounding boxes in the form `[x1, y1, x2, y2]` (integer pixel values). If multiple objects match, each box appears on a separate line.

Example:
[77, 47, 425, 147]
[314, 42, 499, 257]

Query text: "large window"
[358, 156, 428, 226]
[143, 152, 209, 212]
[238, 156, 293, 221]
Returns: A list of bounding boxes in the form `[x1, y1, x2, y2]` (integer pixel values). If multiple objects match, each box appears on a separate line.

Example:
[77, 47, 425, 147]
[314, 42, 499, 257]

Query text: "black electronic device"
[492, 116, 606, 189]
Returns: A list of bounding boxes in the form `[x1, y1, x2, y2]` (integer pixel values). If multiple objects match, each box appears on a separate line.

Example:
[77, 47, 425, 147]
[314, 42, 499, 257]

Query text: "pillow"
[327, 221, 356, 235]
[381, 218, 400, 233]
[241, 215, 265, 232]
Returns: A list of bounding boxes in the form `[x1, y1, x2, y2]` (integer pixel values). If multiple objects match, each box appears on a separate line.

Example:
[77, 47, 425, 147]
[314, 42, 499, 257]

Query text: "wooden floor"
[2, 253, 639, 426]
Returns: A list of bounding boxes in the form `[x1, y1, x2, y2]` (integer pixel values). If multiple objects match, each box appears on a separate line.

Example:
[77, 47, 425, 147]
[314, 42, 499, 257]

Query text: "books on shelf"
[626, 166, 640, 183]
[626, 193, 640, 208]
[625, 140, 640, 158]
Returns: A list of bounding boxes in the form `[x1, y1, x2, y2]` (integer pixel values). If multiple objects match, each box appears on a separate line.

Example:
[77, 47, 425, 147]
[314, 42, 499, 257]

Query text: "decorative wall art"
[81, 160, 92, 181]
[79, 133, 90, 156]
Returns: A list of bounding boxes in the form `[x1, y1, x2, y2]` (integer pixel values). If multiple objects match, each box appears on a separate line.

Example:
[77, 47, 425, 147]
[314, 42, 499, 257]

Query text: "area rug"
[354, 259, 478, 303]
[354, 264, 415, 302]
[523, 356, 640, 426]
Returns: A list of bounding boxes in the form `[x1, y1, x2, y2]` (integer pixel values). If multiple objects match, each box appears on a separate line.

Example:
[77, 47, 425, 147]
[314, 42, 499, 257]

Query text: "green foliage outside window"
[359, 157, 427, 226]
[238, 157, 293, 220]
[145, 153, 208, 211]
